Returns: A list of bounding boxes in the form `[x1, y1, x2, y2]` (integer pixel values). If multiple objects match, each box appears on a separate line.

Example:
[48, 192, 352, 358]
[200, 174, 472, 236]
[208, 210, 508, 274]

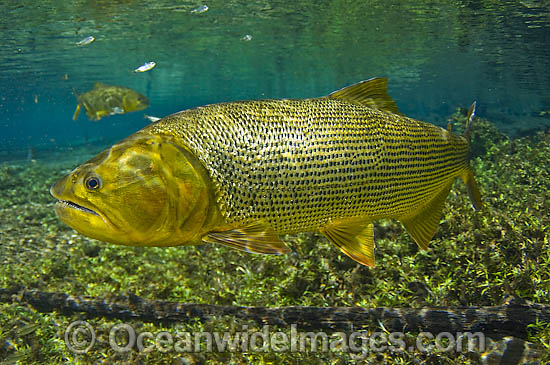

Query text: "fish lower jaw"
[57, 200, 99, 216]
[54, 201, 119, 241]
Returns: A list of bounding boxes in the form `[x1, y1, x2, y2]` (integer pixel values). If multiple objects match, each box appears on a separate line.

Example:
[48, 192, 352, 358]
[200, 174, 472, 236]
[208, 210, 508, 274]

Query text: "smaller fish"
[72, 82, 149, 121]
[144, 114, 162, 122]
[134, 61, 156, 73]
[76, 36, 95, 46]
[241, 34, 252, 41]
[191, 4, 208, 13]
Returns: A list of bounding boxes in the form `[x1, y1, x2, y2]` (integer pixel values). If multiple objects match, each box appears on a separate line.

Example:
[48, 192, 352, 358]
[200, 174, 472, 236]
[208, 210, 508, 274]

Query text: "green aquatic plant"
[0, 113, 549, 363]
[527, 319, 550, 362]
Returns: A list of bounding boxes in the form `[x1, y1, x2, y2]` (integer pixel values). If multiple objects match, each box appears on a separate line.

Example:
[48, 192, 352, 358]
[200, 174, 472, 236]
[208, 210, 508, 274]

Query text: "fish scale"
[145, 97, 470, 234]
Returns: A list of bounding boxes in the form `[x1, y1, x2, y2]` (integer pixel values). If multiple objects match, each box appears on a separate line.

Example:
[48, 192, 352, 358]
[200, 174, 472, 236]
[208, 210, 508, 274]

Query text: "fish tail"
[462, 101, 476, 140]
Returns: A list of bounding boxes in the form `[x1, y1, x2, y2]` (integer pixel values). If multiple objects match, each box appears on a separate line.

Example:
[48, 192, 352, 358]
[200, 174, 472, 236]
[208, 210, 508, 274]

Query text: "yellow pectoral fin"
[400, 181, 453, 250]
[203, 221, 291, 255]
[320, 219, 375, 267]
[72, 104, 81, 120]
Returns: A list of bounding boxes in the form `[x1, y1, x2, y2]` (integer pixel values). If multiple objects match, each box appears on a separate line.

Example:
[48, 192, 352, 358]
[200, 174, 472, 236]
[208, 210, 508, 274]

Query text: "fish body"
[52, 78, 481, 266]
[133, 61, 156, 73]
[72, 82, 149, 121]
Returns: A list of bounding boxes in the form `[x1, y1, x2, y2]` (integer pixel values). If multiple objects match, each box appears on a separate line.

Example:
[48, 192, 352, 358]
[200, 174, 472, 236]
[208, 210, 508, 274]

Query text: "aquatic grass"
[0, 114, 549, 363]
[527, 319, 550, 362]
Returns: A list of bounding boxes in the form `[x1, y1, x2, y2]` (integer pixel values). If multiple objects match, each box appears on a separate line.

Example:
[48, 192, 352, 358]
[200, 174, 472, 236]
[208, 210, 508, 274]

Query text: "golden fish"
[51, 78, 481, 267]
[72, 82, 149, 121]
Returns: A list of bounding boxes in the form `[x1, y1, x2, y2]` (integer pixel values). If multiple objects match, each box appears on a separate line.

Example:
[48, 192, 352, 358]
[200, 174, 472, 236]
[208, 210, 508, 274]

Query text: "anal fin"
[203, 221, 290, 255]
[320, 218, 375, 267]
[400, 182, 453, 250]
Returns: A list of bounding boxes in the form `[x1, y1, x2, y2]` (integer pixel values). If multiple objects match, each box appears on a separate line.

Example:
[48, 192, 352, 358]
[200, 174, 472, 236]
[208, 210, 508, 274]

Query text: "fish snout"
[50, 173, 69, 200]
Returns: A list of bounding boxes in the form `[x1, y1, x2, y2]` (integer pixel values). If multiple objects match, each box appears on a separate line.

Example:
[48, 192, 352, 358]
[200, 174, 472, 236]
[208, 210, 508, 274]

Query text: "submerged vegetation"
[0, 112, 549, 363]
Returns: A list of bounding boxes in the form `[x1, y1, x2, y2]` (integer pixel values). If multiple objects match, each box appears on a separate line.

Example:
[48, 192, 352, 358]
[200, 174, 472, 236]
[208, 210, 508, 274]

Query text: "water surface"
[1, 0, 550, 156]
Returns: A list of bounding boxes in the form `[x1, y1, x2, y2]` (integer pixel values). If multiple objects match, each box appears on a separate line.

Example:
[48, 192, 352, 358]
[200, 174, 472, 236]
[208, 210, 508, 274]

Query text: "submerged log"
[1, 287, 548, 339]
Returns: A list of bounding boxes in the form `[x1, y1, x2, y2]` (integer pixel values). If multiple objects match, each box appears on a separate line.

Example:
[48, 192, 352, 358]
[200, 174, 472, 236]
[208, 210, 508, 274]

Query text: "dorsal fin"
[327, 77, 401, 114]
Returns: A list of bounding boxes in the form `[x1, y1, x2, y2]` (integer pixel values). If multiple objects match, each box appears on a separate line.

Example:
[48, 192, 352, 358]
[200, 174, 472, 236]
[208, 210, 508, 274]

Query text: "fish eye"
[85, 176, 101, 190]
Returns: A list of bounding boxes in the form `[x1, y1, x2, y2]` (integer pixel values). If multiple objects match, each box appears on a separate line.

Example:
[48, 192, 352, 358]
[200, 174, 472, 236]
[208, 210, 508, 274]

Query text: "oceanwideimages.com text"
[65, 321, 485, 358]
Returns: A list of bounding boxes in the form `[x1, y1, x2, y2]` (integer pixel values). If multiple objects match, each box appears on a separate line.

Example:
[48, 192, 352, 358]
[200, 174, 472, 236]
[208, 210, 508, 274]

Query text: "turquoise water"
[1, 0, 550, 158]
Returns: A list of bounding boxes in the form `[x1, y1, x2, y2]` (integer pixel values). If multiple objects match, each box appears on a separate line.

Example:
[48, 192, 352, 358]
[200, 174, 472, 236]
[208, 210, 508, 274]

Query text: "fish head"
[122, 92, 149, 112]
[50, 134, 213, 246]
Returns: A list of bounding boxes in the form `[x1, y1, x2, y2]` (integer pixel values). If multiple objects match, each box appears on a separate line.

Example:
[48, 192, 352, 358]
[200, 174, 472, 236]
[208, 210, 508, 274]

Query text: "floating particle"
[144, 115, 162, 122]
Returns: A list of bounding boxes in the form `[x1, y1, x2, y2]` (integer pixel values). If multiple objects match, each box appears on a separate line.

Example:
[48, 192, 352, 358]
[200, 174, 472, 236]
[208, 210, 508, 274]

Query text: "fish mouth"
[56, 199, 99, 216]
[50, 181, 99, 217]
